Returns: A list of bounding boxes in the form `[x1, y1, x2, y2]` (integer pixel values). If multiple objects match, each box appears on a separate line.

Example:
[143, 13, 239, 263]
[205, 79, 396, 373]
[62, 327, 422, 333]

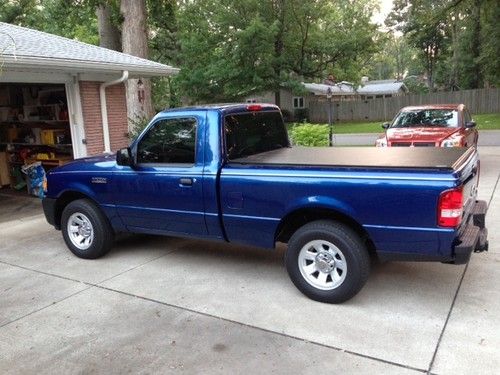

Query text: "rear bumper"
[451, 200, 488, 265]
[42, 197, 60, 230]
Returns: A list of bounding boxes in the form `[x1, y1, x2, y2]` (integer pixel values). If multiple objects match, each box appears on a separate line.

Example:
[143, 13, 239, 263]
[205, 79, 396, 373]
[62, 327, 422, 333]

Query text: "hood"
[50, 153, 117, 173]
[385, 127, 460, 142]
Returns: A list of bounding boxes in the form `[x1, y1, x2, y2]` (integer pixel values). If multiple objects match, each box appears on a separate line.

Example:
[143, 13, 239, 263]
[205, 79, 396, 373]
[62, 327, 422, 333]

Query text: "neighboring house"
[244, 82, 357, 120]
[0, 22, 178, 161]
[301, 82, 357, 102]
[244, 79, 407, 120]
[357, 79, 408, 100]
[244, 89, 304, 118]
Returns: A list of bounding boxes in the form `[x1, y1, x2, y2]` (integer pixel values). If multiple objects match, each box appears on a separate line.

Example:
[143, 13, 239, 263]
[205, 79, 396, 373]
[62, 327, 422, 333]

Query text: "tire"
[285, 220, 370, 303]
[61, 198, 114, 259]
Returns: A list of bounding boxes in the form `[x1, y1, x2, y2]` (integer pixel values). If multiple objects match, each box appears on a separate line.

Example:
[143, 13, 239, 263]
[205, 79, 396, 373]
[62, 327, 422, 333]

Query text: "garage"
[0, 22, 178, 220]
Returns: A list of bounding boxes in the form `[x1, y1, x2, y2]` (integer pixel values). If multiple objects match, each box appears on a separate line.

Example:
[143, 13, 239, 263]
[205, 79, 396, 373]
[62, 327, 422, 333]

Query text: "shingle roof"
[0, 22, 178, 77]
[357, 80, 407, 95]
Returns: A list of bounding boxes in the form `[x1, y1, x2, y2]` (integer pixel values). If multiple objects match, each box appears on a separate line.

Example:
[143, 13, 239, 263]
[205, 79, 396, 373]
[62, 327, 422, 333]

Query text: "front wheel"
[285, 220, 370, 303]
[61, 199, 114, 259]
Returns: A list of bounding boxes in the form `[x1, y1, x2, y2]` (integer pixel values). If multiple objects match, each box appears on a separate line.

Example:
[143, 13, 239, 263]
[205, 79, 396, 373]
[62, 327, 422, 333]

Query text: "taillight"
[438, 187, 463, 227]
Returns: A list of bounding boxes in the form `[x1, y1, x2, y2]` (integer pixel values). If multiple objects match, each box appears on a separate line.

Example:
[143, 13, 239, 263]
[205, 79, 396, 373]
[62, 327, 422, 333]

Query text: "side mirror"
[465, 121, 476, 128]
[116, 147, 134, 167]
[382, 122, 390, 130]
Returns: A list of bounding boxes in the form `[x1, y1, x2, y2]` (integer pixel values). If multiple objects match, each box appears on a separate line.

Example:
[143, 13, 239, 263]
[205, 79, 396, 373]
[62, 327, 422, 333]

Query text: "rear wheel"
[285, 220, 370, 303]
[61, 199, 114, 259]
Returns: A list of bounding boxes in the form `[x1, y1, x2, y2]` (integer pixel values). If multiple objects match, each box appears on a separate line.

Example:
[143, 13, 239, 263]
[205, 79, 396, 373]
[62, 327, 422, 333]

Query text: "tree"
[479, 0, 500, 87]
[96, 0, 121, 51]
[146, 0, 181, 109]
[176, 0, 380, 105]
[120, 0, 154, 125]
[387, 0, 499, 90]
[387, 0, 451, 91]
[0, 0, 98, 45]
[366, 35, 419, 81]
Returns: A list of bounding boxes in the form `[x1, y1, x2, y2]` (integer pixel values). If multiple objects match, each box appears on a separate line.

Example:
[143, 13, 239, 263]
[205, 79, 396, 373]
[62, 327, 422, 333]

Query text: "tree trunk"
[470, 0, 482, 88]
[272, 0, 286, 108]
[120, 0, 154, 129]
[96, 3, 121, 51]
[449, 15, 459, 90]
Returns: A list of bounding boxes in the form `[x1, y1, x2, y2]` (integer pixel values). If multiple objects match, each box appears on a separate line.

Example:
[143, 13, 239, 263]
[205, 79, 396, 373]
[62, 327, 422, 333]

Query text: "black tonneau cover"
[231, 146, 475, 170]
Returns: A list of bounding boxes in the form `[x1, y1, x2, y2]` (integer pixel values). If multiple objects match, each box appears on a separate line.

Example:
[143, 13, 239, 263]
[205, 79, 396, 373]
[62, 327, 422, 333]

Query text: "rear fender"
[285, 196, 358, 219]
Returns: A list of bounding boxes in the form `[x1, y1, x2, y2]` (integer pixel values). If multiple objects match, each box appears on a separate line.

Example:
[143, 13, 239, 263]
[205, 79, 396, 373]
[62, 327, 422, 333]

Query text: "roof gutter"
[99, 70, 129, 153]
[0, 56, 180, 77]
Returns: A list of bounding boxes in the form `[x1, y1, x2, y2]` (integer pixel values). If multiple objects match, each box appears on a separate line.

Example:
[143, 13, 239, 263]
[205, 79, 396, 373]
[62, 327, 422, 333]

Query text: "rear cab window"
[224, 111, 289, 160]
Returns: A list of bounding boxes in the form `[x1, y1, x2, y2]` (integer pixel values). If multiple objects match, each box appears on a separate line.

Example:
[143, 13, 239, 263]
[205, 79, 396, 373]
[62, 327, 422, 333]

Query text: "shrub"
[289, 123, 329, 146]
[294, 108, 309, 122]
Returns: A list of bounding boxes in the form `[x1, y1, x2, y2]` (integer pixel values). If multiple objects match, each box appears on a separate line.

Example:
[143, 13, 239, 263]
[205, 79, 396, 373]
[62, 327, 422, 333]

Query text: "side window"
[137, 117, 197, 164]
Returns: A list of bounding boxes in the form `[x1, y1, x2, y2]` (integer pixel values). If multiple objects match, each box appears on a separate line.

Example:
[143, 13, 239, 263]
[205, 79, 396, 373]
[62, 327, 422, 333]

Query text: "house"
[0, 22, 178, 197]
[301, 82, 357, 102]
[357, 79, 408, 100]
[244, 78, 408, 121]
[244, 82, 357, 120]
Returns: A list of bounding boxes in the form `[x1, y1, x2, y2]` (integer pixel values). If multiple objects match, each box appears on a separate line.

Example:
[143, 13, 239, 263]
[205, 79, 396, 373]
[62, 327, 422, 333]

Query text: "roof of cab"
[158, 103, 280, 115]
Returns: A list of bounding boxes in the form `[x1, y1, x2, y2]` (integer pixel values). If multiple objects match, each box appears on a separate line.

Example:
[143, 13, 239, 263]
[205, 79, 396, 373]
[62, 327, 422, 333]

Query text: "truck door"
[463, 109, 477, 146]
[113, 115, 207, 236]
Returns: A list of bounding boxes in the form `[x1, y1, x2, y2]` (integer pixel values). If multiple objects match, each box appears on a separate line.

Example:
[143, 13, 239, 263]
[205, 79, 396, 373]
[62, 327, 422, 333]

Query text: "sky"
[372, 0, 395, 27]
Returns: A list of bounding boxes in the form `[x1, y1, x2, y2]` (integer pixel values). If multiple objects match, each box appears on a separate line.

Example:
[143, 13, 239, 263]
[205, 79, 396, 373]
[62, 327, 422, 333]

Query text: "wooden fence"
[308, 88, 500, 123]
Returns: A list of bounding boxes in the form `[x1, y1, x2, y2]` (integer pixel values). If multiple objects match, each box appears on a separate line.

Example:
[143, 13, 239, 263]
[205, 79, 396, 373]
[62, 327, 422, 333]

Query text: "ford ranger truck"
[42, 104, 488, 303]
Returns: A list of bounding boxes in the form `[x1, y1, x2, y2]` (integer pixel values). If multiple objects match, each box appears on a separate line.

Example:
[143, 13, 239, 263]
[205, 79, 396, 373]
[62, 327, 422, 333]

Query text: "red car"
[375, 104, 478, 147]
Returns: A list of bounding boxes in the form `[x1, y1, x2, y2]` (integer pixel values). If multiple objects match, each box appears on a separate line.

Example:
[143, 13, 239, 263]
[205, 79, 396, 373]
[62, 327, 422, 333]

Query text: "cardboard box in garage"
[0, 152, 10, 186]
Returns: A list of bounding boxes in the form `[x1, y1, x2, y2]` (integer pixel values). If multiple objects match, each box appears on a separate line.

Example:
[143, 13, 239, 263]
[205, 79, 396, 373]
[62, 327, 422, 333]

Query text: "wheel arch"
[275, 207, 376, 256]
[53, 190, 98, 229]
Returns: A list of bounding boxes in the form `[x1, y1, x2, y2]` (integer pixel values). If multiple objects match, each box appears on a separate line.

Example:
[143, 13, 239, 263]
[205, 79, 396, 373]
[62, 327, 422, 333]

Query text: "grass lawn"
[475, 113, 500, 130]
[293, 113, 500, 134]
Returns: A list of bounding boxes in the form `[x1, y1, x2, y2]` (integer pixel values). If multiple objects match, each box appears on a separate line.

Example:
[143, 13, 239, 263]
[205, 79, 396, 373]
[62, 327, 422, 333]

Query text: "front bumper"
[42, 197, 60, 229]
[452, 200, 488, 264]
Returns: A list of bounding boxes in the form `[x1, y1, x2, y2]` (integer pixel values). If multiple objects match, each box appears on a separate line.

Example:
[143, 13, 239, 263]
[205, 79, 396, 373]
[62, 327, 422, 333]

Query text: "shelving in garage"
[0, 83, 75, 195]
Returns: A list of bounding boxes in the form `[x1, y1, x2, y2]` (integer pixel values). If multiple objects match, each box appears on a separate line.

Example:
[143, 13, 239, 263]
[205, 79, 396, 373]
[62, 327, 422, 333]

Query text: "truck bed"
[231, 146, 474, 170]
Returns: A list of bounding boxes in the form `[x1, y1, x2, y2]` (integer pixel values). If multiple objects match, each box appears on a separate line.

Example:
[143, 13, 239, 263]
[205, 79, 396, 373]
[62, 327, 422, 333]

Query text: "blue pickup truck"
[42, 104, 488, 303]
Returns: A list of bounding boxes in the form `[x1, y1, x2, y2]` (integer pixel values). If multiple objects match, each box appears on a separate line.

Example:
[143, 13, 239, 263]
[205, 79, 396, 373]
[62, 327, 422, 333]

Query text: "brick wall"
[79, 81, 129, 156]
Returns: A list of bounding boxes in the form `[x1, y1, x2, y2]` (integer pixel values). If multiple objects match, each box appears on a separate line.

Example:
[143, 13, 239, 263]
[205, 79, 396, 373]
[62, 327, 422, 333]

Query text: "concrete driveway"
[1, 147, 499, 374]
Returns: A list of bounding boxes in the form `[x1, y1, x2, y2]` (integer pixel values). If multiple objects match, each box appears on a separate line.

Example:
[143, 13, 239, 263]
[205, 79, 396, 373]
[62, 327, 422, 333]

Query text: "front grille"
[391, 142, 436, 147]
[413, 142, 436, 147]
[391, 142, 411, 147]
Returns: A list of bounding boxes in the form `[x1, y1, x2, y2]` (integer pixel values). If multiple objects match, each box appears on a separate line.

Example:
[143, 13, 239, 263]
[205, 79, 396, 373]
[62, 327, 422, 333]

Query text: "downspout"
[99, 70, 129, 153]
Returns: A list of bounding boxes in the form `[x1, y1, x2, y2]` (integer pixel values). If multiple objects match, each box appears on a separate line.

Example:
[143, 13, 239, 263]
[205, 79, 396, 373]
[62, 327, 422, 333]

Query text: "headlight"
[440, 134, 464, 147]
[376, 138, 387, 147]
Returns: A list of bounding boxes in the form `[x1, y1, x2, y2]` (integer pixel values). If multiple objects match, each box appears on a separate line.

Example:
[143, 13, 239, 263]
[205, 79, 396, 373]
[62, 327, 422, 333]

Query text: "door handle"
[179, 178, 193, 186]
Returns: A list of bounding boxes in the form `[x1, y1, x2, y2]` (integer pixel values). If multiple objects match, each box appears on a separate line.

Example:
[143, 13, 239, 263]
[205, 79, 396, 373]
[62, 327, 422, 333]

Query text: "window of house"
[137, 117, 197, 164]
[293, 97, 304, 109]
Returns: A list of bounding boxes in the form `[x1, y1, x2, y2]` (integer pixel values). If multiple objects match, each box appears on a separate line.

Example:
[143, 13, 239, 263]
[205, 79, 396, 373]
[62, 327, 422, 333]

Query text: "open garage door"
[0, 82, 80, 220]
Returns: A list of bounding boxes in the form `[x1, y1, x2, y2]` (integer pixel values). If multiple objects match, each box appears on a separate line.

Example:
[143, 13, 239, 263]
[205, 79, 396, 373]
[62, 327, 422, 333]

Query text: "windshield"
[224, 111, 289, 160]
[391, 109, 459, 128]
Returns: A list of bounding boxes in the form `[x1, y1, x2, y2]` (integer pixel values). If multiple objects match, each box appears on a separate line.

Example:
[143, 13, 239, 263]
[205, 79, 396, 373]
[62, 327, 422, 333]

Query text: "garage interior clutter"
[0, 83, 74, 197]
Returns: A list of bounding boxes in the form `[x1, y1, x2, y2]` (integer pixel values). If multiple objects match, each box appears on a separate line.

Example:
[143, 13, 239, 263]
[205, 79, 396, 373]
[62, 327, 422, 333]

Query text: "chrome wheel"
[67, 212, 94, 250]
[298, 240, 347, 290]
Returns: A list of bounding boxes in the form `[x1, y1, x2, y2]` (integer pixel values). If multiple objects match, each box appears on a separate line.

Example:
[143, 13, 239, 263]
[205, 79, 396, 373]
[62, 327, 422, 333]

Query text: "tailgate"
[454, 148, 480, 226]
